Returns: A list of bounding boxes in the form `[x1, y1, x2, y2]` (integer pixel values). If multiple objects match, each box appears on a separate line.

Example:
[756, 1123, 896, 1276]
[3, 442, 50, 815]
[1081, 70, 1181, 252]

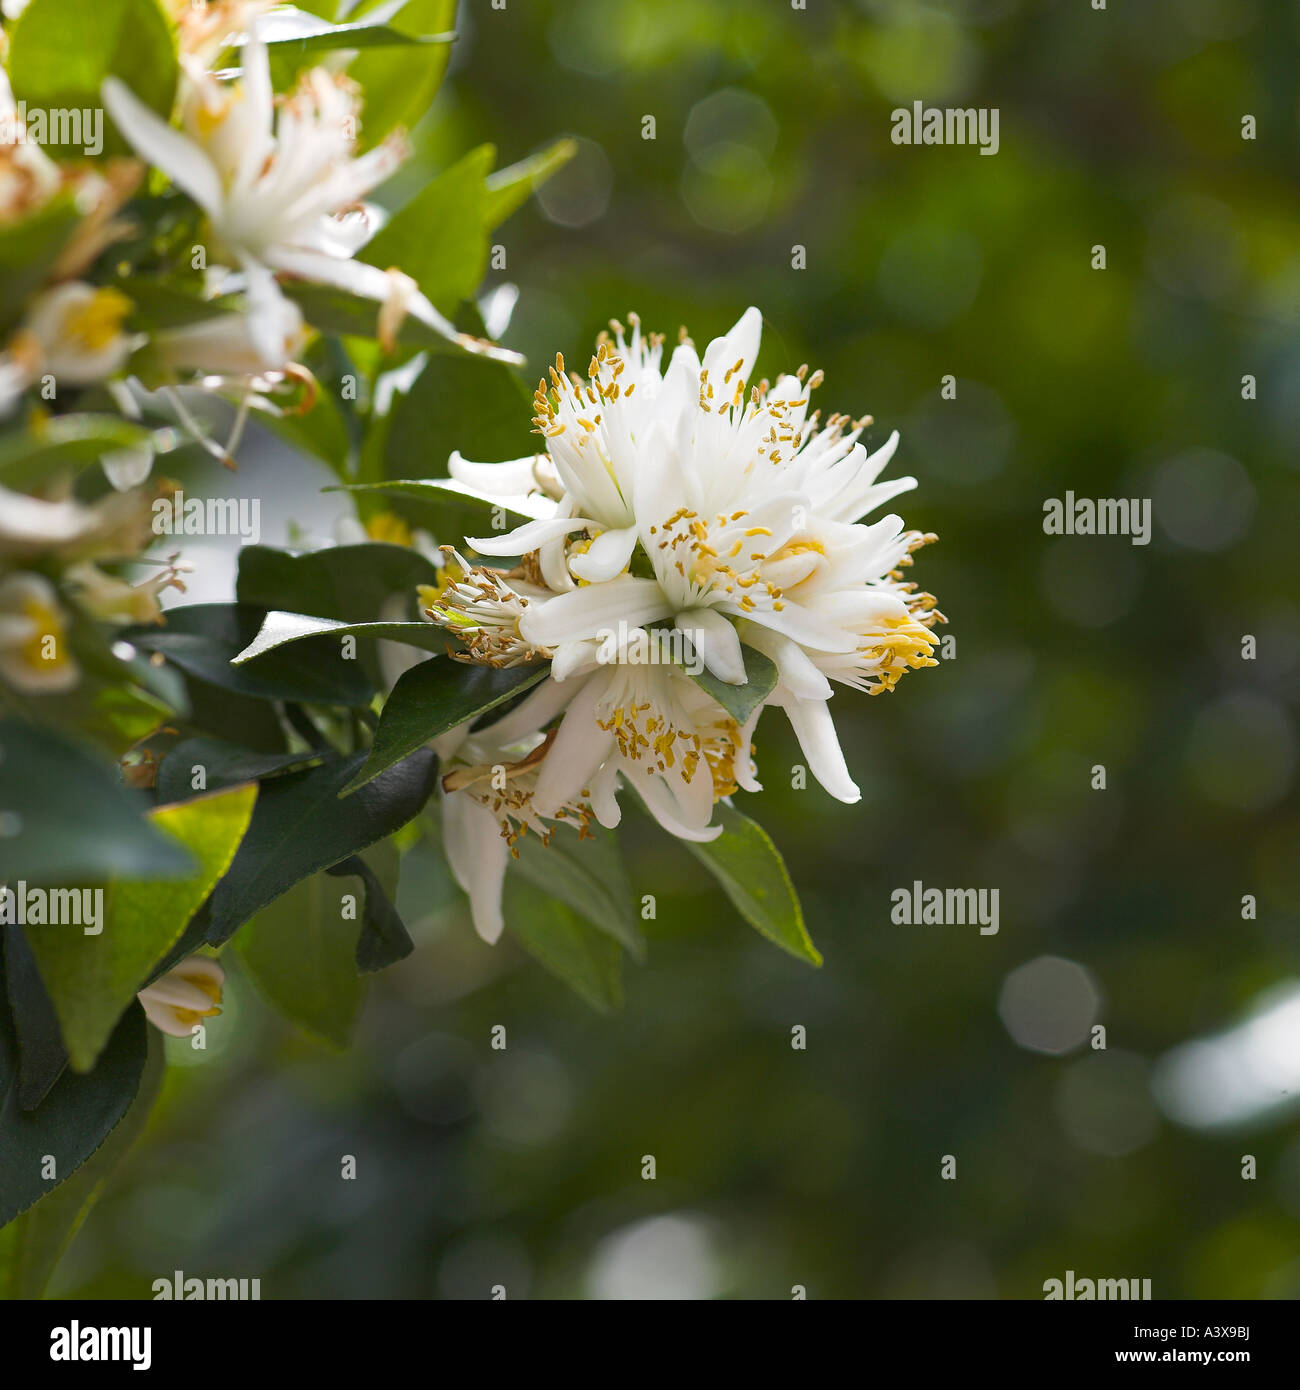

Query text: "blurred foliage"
[59, 0, 1300, 1298]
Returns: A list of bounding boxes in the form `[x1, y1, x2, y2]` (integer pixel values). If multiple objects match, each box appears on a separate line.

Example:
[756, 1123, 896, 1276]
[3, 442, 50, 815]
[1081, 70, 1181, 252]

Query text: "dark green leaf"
[236, 543, 440, 623]
[342, 657, 546, 796]
[0, 995, 149, 1227]
[232, 613, 450, 666]
[125, 603, 375, 707]
[0, 196, 81, 333]
[154, 737, 324, 806]
[0, 720, 192, 884]
[206, 747, 440, 944]
[326, 843, 413, 972]
[386, 351, 535, 478]
[324, 479, 532, 539]
[3, 926, 66, 1112]
[0, 1028, 163, 1297]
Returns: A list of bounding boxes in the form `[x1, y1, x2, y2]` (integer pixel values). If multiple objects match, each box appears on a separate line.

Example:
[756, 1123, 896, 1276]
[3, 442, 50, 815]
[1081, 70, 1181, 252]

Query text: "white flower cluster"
[428, 308, 944, 942]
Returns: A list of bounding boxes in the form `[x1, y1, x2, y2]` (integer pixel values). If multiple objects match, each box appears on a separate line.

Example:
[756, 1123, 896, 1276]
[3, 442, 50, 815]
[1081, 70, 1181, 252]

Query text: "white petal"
[442, 793, 509, 944]
[449, 451, 543, 498]
[568, 525, 638, 583]
[101, 77, 223, 216]
[101, 443, 153, 491]
[518, 575, 671, 648]
[635, 772, 723, 842]
[466, 515, 587, 556]
[531, 677, 616, 817]
[737, 622, 832, 700]
[677, 606, 746, 684]
[778, 694, 860, 804]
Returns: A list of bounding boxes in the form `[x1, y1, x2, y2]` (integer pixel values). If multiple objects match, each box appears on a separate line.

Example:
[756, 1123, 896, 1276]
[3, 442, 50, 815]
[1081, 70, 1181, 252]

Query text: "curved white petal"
[738, 622, 832, 700]
[449, 451, 543, 498]
[518, 575, 671, 649]
[568, 525, 639, 583]
[778, 693, 860, 804]
[441, 792, 509, 943]
[678, 605, 746, 684]
[102, 77, 223, 216]
[635, 772, 723, 842]
[467, 515, 588, 555]
[531, 677, 616, 817]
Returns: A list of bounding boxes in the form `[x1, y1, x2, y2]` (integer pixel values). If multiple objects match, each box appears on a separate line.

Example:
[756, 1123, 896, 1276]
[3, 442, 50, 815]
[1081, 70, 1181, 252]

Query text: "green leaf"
[234, 871, 364, 1048]
[485, 139, 579, 229]
[8, 0, 178, 160]
[342, 657, 546, 796]
[3, 925, 66, 1112]
[324, 479, 532, 539]
[347, 0, 458, 150]
[0, 195, 82, 333]
[386, 349, 535, 477]
[232, 612, 449, 667]
[0, 415, 155, 490]
[0, 994, 149, 1228]
[23, 784, 258, 1072]
[236, 543, 441, 624]
[683, 802, 821, 966]
[687, 643, 778, 726]
[0, 720, 193, 885]
[124, 603, 375, 707]
[205, 748, 440, 944]
[154, 737, 323, 806]
[510, 824, 645, 960]
[503, 879, 623, 1014]
[361, 145, 493, 313]
[260, 7, 455, 55]
[326, 841, 412, 973]
[0, 1027, 163, 1298]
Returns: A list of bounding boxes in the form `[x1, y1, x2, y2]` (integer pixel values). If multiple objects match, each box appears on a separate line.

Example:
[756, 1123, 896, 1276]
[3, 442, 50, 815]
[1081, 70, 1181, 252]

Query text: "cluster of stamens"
[421, 547, 548, 668]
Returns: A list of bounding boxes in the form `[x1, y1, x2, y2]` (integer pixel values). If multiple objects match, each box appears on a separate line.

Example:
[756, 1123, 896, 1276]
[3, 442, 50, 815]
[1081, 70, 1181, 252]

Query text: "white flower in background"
[64, 557, 187, 625]
[137, 956, 224, 1037]
[0, 481, 153, 562]
[155, 298, 307, 377]
[102, 29, 516, 365]
[448, 308, 943, 803]
[0, 283, 136, 415]
[0, 571, 79, 692]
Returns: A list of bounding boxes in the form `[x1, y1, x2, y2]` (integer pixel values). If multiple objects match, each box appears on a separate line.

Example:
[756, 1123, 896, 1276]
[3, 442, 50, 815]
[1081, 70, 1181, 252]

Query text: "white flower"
[421, 548, 554, 669]
[101, 28, 515, 365]
[436, 696, 591, 945]
[447, 308, 943, 803]
[64, 557, 187, 625]
[0, 282, 136, 414]
[137, 956, 224, 1037]
[0, 572, 79, 693]
[154, 299, 306, 377]
[428, 565, 758, 862]
[0, 481, 152, 561]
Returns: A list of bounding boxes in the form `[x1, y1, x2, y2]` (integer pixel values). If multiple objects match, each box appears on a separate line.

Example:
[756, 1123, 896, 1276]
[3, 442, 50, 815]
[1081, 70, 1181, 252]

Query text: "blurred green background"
[58, 0, 1300, 1298]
